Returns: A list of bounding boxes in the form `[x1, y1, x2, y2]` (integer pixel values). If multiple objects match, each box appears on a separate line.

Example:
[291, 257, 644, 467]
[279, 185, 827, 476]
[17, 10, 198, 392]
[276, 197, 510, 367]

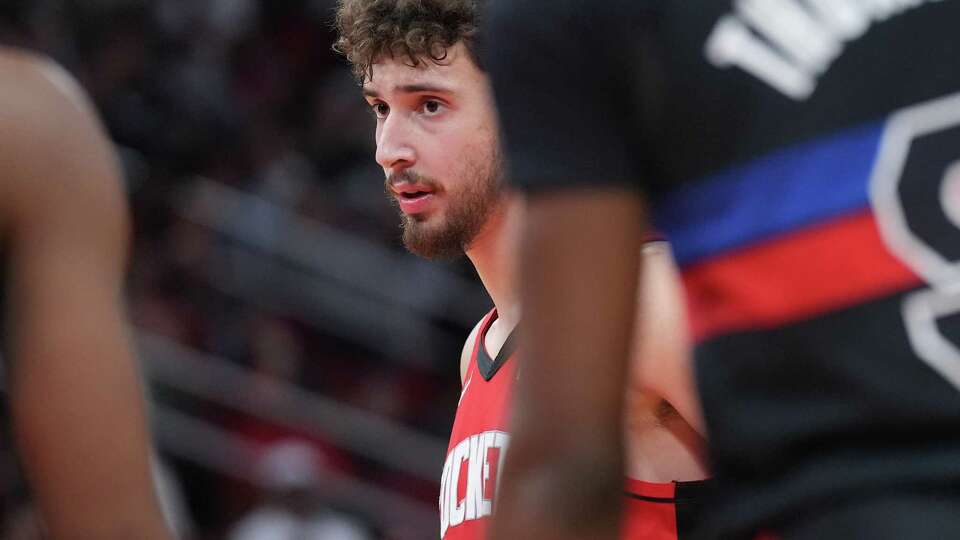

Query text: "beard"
[386, 153, 503, 260]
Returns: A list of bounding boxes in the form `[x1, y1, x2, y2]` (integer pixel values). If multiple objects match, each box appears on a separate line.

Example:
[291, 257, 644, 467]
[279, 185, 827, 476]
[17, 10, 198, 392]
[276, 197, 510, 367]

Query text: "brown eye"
[372, 102, 389, 119]
[423, 100, 443, 115]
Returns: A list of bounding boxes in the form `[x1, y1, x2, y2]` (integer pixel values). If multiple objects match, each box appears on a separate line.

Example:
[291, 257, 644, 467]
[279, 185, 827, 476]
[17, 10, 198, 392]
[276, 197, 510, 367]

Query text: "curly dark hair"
[334, 0, 483, 84]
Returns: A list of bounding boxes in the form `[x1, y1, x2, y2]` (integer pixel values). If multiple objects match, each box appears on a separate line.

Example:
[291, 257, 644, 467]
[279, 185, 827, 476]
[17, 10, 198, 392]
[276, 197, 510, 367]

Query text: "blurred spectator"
[229, 441, 372, 540]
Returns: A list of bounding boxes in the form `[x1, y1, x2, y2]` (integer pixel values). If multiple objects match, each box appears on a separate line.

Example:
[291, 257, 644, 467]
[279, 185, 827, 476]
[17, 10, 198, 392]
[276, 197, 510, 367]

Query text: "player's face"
[363, 42, 503, 260]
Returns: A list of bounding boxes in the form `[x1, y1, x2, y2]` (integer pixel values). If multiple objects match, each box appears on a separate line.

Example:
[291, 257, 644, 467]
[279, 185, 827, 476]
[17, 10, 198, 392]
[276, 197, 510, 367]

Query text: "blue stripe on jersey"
[653, 122, 885, 267]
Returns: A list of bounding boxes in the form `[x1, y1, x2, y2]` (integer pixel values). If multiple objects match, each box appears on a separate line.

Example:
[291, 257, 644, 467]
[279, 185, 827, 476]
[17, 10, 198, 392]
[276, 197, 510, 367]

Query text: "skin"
[490, 193, 647, 540]
[362, 42, 707, 539]
[0, 48, 171, 539]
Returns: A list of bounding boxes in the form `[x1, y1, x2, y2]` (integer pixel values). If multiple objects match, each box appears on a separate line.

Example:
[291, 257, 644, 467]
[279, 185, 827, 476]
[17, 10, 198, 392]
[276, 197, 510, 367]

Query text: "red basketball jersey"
[439, 309, 707, 539]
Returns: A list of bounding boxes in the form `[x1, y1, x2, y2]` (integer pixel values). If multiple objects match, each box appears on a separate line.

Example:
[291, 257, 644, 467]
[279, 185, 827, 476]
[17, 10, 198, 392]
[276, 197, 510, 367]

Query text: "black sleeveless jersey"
[484, 1, 960, 537]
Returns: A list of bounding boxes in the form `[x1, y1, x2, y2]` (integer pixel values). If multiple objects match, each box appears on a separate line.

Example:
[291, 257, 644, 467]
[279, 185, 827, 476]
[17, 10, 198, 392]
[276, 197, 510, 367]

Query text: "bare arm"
[633, 242, 705, 435]
[489, 190, 644, 540]
[0, 54, 171, 539]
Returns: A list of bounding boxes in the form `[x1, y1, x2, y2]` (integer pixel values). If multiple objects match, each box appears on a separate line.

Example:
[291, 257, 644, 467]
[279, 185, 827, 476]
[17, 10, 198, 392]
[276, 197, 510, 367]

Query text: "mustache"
[385, 170, 441, 192]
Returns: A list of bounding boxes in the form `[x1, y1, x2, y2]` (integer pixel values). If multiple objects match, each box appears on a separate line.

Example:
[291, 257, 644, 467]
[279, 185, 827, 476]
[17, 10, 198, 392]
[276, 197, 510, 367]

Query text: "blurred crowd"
[0, 1, 491, 538]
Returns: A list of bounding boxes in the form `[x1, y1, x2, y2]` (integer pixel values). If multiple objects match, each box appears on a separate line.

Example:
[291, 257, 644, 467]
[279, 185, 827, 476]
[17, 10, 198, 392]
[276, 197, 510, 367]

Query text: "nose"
[375, 113, 416, 173]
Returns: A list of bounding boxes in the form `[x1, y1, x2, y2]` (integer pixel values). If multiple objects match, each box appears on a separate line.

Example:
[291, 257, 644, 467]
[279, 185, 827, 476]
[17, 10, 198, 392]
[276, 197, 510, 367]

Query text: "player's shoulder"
[0, 48, 111, 162]
[0, 48, 105, 167]
[485, 0, 574, 37]
[0, 48, 121, 229]
[642, 238, 671, 257]
[482, 0, 660, 78]
[0, 48, 91, 114]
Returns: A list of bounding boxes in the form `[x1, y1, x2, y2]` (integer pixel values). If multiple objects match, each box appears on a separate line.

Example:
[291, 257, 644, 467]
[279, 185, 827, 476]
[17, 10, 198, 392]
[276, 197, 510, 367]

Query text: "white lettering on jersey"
[447, 439, 470, 529]
[438, 430, 510, 538]
[706, 16, 817, 100]
[706, 0, 947, 100]
[439, 450, 453, 538]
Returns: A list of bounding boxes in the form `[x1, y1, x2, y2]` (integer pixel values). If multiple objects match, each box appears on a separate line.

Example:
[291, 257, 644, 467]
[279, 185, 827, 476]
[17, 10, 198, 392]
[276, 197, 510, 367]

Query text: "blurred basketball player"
[484, 1, 960, 539]
[334, 2, 709, 539]
[0, 48, 171, 538]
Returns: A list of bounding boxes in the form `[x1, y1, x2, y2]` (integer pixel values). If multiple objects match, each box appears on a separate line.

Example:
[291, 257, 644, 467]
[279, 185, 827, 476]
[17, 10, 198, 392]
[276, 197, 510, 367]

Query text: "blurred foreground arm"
[489, 192, 644, 539]
[0, 53, 171, 539]
[482, 0, 654, 536]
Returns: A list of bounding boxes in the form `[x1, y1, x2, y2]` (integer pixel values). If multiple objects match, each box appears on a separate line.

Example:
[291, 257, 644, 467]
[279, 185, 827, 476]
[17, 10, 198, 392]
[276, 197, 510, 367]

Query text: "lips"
[392, 184, 437, 215]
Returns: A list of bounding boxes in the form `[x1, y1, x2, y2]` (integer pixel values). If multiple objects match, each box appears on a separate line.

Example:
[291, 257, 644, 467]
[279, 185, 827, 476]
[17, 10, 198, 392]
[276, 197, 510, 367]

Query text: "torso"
[647, 4, 960, 535]
[441, 309, 708, 539]
[488, 1, 960, 536]
[440, 309, 516, 540]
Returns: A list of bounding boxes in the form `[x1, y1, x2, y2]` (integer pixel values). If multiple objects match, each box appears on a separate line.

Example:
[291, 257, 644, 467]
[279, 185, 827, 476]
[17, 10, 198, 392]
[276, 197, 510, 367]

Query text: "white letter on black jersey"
[804, 0, 871, 39]
[737, 0, 841, 74]
[860, 0, 926, 21]
[706, 16, 816, 100]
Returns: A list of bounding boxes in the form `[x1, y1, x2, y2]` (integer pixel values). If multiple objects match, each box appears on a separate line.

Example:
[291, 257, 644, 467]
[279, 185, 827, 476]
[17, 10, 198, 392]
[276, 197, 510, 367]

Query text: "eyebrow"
[362, 83, 455, 98]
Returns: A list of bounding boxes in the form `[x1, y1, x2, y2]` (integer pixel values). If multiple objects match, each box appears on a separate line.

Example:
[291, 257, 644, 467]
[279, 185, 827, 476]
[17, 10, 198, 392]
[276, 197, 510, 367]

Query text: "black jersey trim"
[624, 479, 712, 504]
[623, 492, 676, 504]
[476, 311, 517, 381]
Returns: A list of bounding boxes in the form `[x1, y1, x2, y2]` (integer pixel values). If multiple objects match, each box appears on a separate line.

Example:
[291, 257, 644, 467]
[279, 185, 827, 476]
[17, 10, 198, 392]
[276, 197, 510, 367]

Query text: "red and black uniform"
[439, 309, 706, 539]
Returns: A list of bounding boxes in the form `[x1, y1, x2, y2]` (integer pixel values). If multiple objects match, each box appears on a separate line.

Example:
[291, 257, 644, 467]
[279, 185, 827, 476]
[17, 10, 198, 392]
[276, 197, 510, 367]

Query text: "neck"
[465, 197, 523, 329]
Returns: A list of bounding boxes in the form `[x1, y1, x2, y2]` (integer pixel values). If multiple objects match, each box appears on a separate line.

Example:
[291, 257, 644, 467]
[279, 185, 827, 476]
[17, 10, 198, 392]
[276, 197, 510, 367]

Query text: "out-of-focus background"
[0, 1, 491, 538]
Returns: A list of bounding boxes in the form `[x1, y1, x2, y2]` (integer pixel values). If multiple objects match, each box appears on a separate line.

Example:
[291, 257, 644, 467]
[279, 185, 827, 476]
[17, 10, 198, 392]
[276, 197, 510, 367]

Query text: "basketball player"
[0, 49, 171, 538]
[483, 1, 960, 539]
[334, 1, 710, 539]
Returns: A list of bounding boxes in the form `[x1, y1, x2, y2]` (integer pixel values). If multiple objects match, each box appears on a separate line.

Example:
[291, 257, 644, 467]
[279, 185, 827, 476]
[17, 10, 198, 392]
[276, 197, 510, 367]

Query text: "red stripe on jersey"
[683, 210, 922, 342]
